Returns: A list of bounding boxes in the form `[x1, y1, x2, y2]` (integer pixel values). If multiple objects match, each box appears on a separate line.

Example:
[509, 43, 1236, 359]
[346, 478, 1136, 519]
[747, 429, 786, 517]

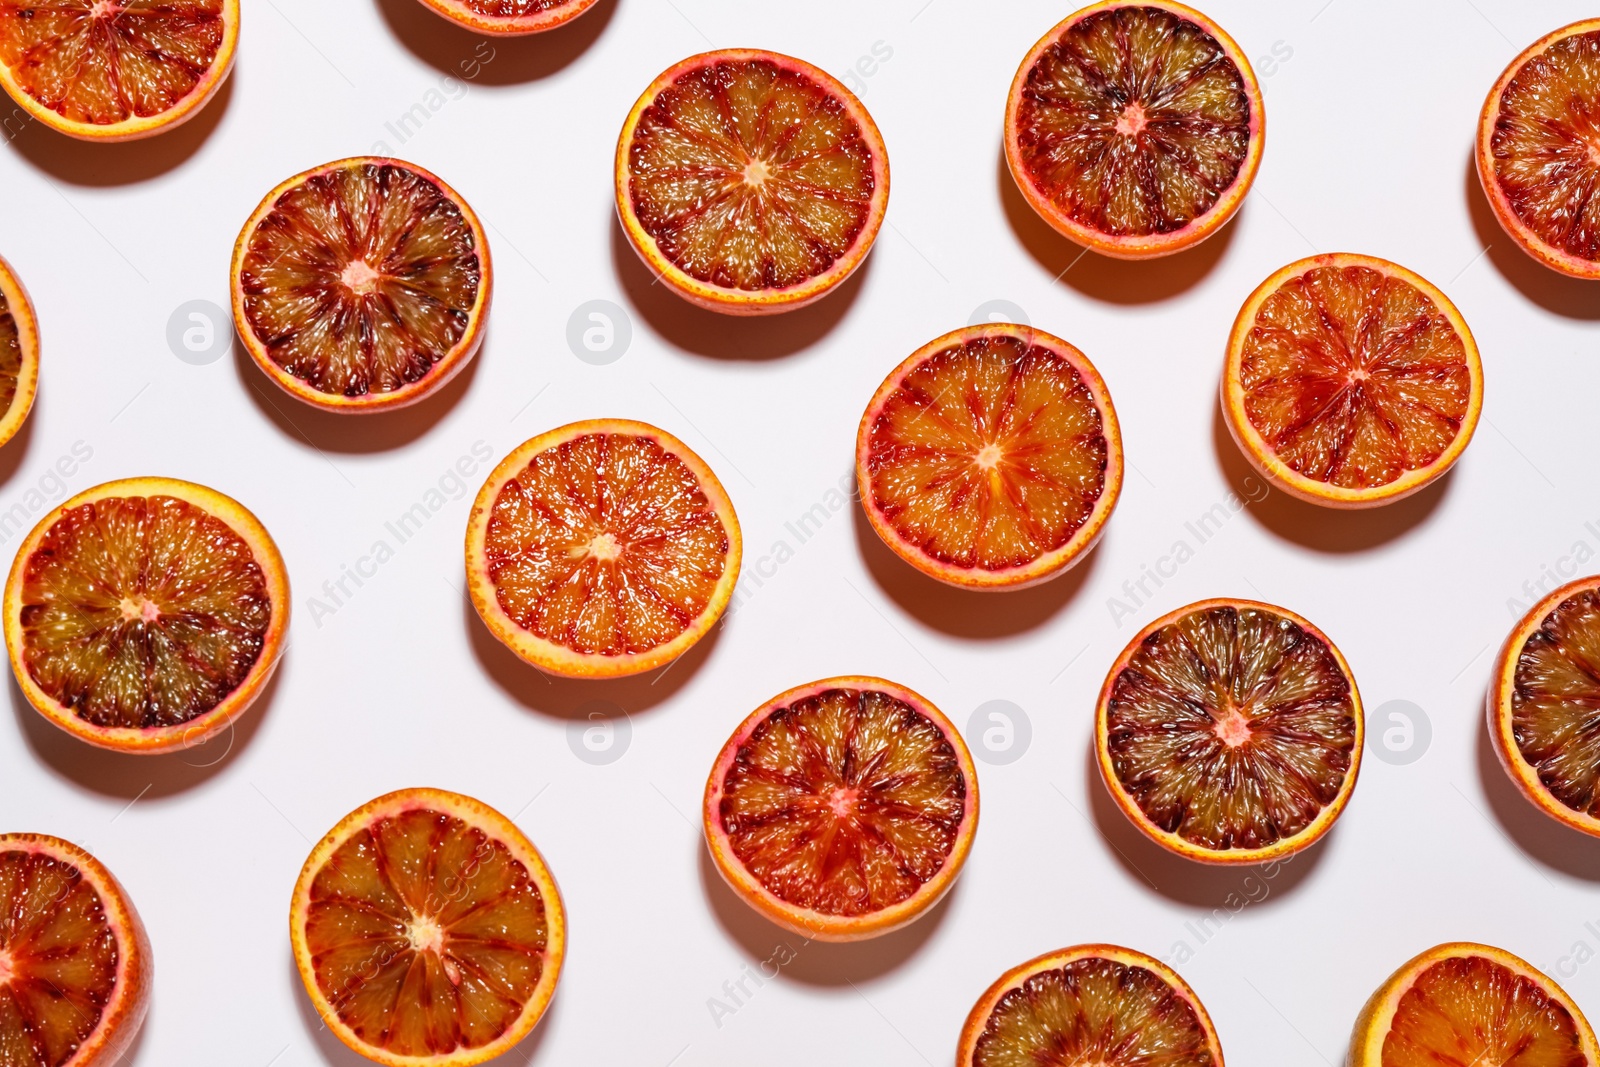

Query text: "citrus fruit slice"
[1004, 1, 1263, 259]
[704, 676, 978, 941]
[0, 254, 39, 450]
[1096, 598, 1363, 864]
[1222, 253, 1483, 509]
[232, 157, 492, 413]
[1477, 20, 1600, 280]
[957, 945, 1224, 1067]
[291, 788, 564, 1067]
[0, 0, 238, 142]
[412, 0, 598, 34]
[616, 48, 889, 315]
[856, 323, 1122, 590]
[466, 419, 741, 679]
[0, 834, 152, 1067]
[3, 477, 289, 754]
[1350, 943, 1599, 1067]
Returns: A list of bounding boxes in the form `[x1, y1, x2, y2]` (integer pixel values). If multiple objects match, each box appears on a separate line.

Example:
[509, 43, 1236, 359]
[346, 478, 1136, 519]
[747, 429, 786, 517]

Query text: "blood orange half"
[616, 49, 889, 315]
[0, 834, 152, 1067]
[232, 157, 492, 413]
[291, 788, 564, 1067]
[1097, 599, 1363, 864]
[704, 677, 978, 942]
[413, 0, 598, 35]
[0, 0, 238, 142]
[1350, 943, 1599, 1067]
[1005, 1, 1263, 259]
[1477, 19, 1600, 279]
[466, 419, 741, 679]
[1223, 254, 1483, 509]
[957, 945, 1224, 1067]
[857, 324, 1122, 590]
[3, 477, 289, 754]
[0, 254, 39, 450]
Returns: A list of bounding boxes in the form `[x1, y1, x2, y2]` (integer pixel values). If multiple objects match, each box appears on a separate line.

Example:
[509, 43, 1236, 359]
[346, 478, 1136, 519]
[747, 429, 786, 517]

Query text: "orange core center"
[1115, 102, 1148, 137]
[89, 0, 119, 17]
[743, 159, 772, 187]
[585, 533, 620, 562]
[0, 949, 13, 985]
[1214, 708, 1252, 748]
[974, 444, 1003, 470]
[340, 260, 382, 295]
[826, 786, 859, 819]
[119, 597, 159, 623]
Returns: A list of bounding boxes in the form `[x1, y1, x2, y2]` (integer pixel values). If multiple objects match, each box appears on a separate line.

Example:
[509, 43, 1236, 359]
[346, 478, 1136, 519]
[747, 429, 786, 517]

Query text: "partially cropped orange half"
[1005, 1, 1263, 259]
[958, 945, 1224, 1067]
[1223, 254, 1483, 508]
[704, 677, 978, 942]
[232, 157, 492, 413]
[467, 419, 741, 679]
[1097, 599, 1362, 864]
[413, 0, 598, 35]
[291, 788, 565, 1067]
[0, 0, 238, 142]
[857, 324, 1122, 590]
[616, 48, 889, 315]
[0, 254, 39, 450]
[1351, 943, 1599, 1067]
[1477, 20, 1600, 279]
[0, 834, 152, 1067]
[3, 477, 289, 754]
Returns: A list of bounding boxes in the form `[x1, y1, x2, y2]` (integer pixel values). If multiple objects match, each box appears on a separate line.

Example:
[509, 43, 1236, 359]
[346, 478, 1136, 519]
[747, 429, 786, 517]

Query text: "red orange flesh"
[0, 253, 39, 450]
[413, 0, 599, 35]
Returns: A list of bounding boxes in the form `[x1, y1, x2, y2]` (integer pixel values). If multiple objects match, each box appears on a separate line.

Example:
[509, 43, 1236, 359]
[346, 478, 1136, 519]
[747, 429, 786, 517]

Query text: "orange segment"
[616, 49, 889, 314]
[1096, 599, 1362, 864]
[414, 0, 599, 35]
[1223, 254, 1483, 509]
[232, 157, 492, 413]
[0, 254, 39, 451]
[0, 0, 238, 141]
[466, 419, 741, 679]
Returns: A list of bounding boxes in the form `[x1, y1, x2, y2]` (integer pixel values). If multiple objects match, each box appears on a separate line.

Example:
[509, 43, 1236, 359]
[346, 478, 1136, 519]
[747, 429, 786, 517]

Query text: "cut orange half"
[0, 0, 238, 142]
[232, 157, 492, 413]
[1350, 943, 1599, 1067]
[1096, 598, 1363, 864]
[413, 0, 599, 35]
[0, 254, 39, 450]
[466, 419, 741, 679]
[291, 788, 564, 1067]
[1223, 253, 1483, 509]
[857, 324, 1122, 590]
[616, 49, 889, 315]
[957, 945, 1224, 1067]
[704, 677, 978, 942]
[0, 834, 152, 1067]
[1004, 1, 1263, 259]
[3, 477, 289, 754]
[1477, 20, 1600, 279]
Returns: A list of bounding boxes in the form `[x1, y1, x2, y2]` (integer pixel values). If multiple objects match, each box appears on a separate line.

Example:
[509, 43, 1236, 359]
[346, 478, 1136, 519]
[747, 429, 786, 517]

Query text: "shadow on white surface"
[375, 0, 617, 84]
[0, 414, 36, 490]
[111, 1007, 149, 1066]
[1475, 704, 1600, 882]
[1464, 152, 1600, 321]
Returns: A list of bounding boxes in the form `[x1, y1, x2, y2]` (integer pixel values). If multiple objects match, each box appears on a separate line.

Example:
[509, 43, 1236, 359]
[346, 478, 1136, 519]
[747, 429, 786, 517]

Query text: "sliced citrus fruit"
[1223, 253, 1483, 509]
[857, 323, 1122, 590]
[616, 48, 889, 315]
[0, 0, 238, 142]
[704, 676, 978, 942]
[1096, 598, 1363, 864]
[957, 945, 1224, 1067]
[3, 477, 289, 754]
[1351, 942, 1599, 1067]
[1004, 1, 1263, 259]
[466, 419, 740, 679]
[413, 0, 598, 34]
[291, 788, 564, 1067]
[0, 834, 152, 1067]
[0, 254, 39, 450]
[232, 157, 492, 413]
[1477, 20, 1600, 280]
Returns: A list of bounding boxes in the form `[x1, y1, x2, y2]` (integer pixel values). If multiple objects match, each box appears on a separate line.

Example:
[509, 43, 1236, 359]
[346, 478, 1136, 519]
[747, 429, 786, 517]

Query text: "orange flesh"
[1511, 588, 1600, 818]
[303, 808, 550, 1060]
[0, 850, 118, 1067]
[1488, 29, 1600, 264]
[0, 1, 226, 126]
[972, 957, 1215, 1067]
[864, 335, 1109, 572]
[627, 57, 877, 291]
[717, 687, 968, 917]
[18, 495, 271, 729]
[483, 432, 732, 658]
[453, 0, 574, 12]
[238, 162, 483, 400]
[0, 288, 18, 422]
[1106, 605, 1356, 852]
[1382, 956, 1586, 1067]
[1238, 265, 1472, 491]
[1013, 5, 1252, 238]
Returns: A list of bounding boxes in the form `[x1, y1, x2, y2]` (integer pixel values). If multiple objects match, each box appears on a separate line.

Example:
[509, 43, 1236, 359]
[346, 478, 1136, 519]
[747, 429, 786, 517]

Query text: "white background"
[1, 0, 1597, 1064]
